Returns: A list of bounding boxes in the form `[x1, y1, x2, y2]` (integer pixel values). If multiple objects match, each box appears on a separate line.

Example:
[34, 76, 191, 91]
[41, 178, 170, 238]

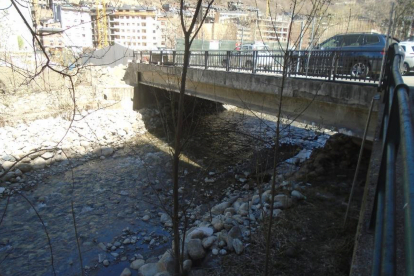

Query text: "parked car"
[222, 43, 274, 70]
[400, 41, 414, 75]
[291, 33, 399, 79]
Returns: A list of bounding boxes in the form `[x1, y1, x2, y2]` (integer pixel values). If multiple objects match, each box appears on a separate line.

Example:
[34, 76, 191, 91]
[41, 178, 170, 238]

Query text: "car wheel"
[350, 61, 370, 78]
[401, 63, 409, 76]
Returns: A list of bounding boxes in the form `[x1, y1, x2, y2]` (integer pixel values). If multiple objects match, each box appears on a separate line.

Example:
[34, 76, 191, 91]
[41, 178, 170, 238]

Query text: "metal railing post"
[149, 51, 152, 64]
[161, 51, 164, 65]
[252, 51, 257, 74]
[173, 51, 176, 66]
[140, 51, 143, 63]
[226, 51, 230, 72]
[205, 51, 208, 70]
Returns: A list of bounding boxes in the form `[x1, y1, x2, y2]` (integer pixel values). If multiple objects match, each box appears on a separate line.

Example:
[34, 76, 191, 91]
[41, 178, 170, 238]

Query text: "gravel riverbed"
[0, 106, 335, 276]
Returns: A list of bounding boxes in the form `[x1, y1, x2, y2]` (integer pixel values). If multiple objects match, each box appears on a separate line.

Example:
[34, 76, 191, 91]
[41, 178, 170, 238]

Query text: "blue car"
[291, 33, 399, 79]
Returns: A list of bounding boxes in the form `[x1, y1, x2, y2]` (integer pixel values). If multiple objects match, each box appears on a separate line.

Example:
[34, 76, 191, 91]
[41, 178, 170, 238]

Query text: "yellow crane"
[95, 0, 108, 48]
[32, 0, 40, 29]
[266, 0, 270, 18]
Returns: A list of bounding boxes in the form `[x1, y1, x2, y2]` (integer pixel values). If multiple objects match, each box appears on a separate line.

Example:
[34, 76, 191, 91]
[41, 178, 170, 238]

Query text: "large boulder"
[187, 239, 206, 260]
[187, 227, 213, 240]
[130, 259, 145, 270]
[139, 263, 166, 276]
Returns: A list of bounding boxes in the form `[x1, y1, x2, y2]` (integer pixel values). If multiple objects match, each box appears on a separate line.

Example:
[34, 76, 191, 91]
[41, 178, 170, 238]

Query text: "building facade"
[57, 5, 93, 50]
[91, 5, 164, 50]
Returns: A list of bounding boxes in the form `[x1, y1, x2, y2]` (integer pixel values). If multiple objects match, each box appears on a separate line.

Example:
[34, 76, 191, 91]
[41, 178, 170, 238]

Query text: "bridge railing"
[371, 43, 414, 275]
[132, 49, 383, 83]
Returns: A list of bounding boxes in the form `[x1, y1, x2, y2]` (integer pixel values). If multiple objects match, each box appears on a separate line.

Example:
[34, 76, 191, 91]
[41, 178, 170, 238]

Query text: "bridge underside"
[124, 63, 379, 139]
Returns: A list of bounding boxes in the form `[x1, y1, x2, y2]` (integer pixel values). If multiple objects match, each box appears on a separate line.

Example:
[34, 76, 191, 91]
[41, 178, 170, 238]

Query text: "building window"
[153, 30, 156, 33]
[142, 16, 146, 19]
[82, 34, 85, 37]
[153, 37, 156, 40]
[143, 42, 147, 46]
[142, 36, 146, 39]
[142, 29, 146, 33]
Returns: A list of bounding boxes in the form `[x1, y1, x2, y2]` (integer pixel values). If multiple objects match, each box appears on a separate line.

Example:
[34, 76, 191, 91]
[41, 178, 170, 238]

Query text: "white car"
[400, 41, 414, 75]
[222, 43, 274, 70]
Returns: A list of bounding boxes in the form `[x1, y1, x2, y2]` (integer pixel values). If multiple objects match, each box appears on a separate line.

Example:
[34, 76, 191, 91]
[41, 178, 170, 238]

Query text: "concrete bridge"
[123, 62, 378, 139]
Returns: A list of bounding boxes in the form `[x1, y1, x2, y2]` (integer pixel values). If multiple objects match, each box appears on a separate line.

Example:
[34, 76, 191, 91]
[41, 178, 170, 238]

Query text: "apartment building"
[38, 20, 64, 50]
[56, 5, 93, 50]
[253, 17, 290, 42]
[91, 5, 164, 50]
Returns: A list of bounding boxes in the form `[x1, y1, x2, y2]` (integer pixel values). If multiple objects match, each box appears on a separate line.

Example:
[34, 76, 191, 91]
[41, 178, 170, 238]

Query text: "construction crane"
[266, 0, 270, 18]
[95, 0, 108, 48]
[32, 0, 40, 30]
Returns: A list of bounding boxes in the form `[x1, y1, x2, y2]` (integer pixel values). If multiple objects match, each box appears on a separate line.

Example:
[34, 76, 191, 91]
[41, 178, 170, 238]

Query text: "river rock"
[139, 262, 165, 276]
[142, 215, 150, 221]
[101, 147, 114, 156]
[183, 259, 192, 274]
[103, 260, 110, 266]
[120, 268, 132, 276]
[291, 190, 306, 200]
[252, 194, 260, 205]
[187, 239, 205, 260]
[211, 202, 230, 215]
[41, 151, 54, 160]
[158, 251, 174, 273]
[219, 249, 227, 255]
[202, 236, 216, 249]
[232, 239, 244, 255]
[0, 187, 5, 194]
[160, 213, 170, 224]
[130, 259, 145, 270]
[16, 163, 33, 172]
[31, 157, 47, 169]
[274, 194, 292, 209]
[187, 227, 213, 240]
[1, 161, 14, 171]
[212, 216, 224, 231]
[227, 226, 242, 251]
[154, 273, 170, 276]
[212, 248, 219, 255]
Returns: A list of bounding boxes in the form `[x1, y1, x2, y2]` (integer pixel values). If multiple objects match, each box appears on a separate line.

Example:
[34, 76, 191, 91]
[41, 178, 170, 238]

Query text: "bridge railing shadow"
[133, 49, 383, 83]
